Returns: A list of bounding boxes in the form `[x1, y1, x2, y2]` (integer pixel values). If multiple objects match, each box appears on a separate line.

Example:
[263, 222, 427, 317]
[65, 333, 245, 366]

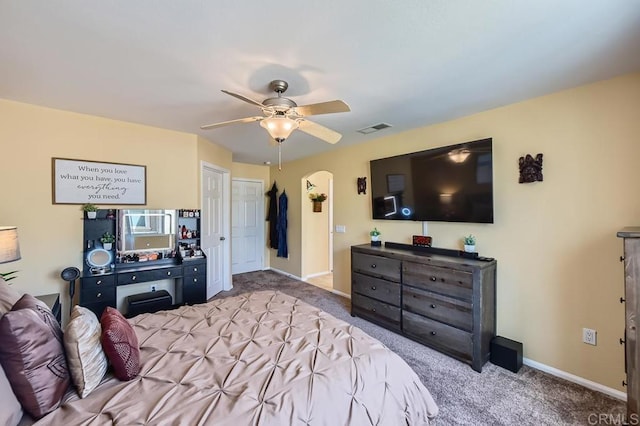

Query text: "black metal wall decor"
[357, 177, 367, 194]
[518, 153, 543, 183]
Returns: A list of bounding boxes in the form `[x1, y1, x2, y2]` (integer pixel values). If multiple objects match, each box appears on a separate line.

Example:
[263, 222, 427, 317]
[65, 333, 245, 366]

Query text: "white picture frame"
[52, 157, 147, 205]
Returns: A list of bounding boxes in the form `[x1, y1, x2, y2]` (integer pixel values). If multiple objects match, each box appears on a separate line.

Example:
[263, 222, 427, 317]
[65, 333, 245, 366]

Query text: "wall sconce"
[357, 177, 367, 194]
[518, 153, 543, 183]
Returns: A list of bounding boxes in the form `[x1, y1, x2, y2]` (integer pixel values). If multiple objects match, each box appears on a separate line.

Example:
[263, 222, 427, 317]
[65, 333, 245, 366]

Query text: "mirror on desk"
[118, 209, 176, 254]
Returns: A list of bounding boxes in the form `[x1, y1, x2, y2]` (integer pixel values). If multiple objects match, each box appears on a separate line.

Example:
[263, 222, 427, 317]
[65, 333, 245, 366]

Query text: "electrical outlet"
[150, 284, 157, 292]
[583, 328, 597, 345]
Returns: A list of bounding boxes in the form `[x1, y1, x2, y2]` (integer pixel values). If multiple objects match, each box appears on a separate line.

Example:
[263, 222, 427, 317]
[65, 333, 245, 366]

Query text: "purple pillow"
[0, 294, 70, 419]
[100, 307, 140, 380]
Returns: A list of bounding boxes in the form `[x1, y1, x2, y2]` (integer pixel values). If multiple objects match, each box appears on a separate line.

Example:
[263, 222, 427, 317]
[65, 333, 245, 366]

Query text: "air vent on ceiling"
[357, 123, 392, 135]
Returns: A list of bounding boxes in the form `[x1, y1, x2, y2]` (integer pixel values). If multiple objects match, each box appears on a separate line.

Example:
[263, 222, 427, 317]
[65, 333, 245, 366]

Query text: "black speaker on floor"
[490, 336, 523, 373]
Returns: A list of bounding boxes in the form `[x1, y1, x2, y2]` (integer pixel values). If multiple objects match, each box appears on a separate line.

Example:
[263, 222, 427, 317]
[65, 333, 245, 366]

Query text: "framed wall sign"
[52, 158, 147, 205]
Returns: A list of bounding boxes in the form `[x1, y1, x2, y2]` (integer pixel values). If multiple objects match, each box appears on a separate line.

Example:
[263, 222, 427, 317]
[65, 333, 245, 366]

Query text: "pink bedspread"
[37, 291, 438, 425]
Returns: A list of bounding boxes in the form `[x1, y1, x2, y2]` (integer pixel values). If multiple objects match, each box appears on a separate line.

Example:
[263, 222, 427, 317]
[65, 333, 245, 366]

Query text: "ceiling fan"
[200, 79, 350, 145]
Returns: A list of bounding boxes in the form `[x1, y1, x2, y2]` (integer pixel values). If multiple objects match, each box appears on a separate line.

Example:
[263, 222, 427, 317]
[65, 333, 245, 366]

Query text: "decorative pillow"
[0, 277, 22, 318]
[100, 307, 140, 381]
[0, 294, 70, 419]
[64, 305, 108, 398]
[0, 363, 23, 426]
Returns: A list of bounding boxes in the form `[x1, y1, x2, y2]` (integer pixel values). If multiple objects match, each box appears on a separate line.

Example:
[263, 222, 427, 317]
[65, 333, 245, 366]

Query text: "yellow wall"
[302, 170, 331, 278]
[2, 72, 638, 391]
[0, 99, 232, 323]
[269, 72, 640, 391]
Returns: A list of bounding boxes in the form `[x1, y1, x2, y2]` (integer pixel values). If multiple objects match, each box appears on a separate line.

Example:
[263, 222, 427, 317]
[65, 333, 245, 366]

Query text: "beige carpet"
[219, 270, 626, 425]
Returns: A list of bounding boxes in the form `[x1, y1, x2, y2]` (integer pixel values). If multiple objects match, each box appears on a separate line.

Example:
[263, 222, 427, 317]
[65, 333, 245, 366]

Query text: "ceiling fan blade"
[221, 90, 265, 108]
[294, 100, 350, 117]
[297, 119, 342, 144]
[200, 116, 263, 130]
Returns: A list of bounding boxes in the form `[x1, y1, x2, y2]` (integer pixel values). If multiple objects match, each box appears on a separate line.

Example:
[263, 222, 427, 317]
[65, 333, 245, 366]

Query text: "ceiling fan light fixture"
[260, 116, 299, 142]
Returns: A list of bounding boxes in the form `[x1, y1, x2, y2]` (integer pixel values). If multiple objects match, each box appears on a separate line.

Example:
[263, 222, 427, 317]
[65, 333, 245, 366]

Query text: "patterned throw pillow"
[64, 305, 108, 397]
[0, 294, 70, 419]
[100, 307, 140, 380]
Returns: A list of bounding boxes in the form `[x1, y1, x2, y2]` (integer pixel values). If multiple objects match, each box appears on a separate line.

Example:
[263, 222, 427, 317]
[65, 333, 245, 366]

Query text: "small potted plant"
[463, 234, 476, 253]
[100, 232, 115, 250]
[82, 203, 99, 219]
[370, 227, 381, 246]
[309, 193, 328, 212]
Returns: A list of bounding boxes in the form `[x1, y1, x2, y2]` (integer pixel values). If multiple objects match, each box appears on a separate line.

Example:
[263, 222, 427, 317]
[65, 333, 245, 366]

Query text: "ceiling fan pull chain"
[278, 142, 282, 171]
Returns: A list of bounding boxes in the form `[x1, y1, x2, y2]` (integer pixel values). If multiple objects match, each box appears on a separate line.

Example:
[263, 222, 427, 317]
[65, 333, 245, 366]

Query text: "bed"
[30, 290, 438, 425]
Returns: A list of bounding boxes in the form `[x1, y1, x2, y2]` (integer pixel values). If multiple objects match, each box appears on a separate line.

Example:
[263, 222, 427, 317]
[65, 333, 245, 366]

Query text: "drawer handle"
[96, 292, 102, 298]
[194, 267, 198, 272]
[371, 286, 376, 290]
[371, 264, 377, 269]
[372, 308, 376, 312]
[430, 331, 437, 336]
[430, 276, 437, 281]
[193, 278, 198, 282]
[167, 271, 171, 276]
[96, 280, 102, 285]
[430, 304, 436, 309]
[132, 275, 137, 281]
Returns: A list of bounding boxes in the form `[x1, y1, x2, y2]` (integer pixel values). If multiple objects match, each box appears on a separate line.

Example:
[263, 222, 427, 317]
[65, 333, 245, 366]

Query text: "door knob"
[220, 236, 226, 241]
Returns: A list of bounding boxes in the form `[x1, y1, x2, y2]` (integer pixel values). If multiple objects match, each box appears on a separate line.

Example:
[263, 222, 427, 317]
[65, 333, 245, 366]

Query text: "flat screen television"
[370, 138, 494, 223]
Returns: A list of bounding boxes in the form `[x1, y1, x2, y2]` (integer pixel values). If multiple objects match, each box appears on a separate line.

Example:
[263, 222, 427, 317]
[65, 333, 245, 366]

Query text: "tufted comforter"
[37, 291, 438, 425]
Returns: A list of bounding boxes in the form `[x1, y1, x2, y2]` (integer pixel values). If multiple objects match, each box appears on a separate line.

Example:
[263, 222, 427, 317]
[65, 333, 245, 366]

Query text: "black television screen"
[370, 138, 493, 223]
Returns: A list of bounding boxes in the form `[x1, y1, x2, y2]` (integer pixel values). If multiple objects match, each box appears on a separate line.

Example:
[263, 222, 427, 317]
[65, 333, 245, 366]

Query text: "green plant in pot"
[100, 231, 115, 250]
[370, 227, 381, 245]
[82, 203, 99, 219]
[463, 234, 476, 253]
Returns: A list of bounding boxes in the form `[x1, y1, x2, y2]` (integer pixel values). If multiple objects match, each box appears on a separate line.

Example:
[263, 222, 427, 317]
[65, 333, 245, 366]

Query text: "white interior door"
[231, 179, 264, 274]
[201, 164, 228, 298]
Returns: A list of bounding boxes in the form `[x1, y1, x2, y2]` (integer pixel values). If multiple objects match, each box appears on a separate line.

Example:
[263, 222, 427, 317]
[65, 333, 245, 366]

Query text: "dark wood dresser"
[617, 227, 640, 418]
[351, 243, 497, 372]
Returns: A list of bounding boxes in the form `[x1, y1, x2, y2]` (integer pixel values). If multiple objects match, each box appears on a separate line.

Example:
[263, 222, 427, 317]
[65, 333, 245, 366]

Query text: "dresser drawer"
[352, 293, 401, 324]
[117, 266, 182, 285]
[403, 311, 473, 361]
[352, 252, 401, 281]
[80, 275, 116, 290]
[81, 286, 116, 304]
[403, 261, 473, 301]
[184, 273, 206, 286]
[352, 272, 400, 306]
[183, 262, 206, 276]
[403, 286, 472, 332]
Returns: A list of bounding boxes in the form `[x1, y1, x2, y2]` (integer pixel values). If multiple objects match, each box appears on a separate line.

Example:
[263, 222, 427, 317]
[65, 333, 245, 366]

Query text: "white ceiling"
[1, 1, 639, 164]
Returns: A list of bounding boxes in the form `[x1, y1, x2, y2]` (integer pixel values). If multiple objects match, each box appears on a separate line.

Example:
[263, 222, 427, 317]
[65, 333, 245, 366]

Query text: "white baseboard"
[268, 268, 351, 299]
[302, 271, 331, 280]
[523, 358, 626, 401]
[331, 289, 351, 299]
[266, 267, 303, 281]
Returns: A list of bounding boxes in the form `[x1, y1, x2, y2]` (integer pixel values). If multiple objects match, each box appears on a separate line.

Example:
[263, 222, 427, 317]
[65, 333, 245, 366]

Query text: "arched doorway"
[301, 170, 333, 291]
